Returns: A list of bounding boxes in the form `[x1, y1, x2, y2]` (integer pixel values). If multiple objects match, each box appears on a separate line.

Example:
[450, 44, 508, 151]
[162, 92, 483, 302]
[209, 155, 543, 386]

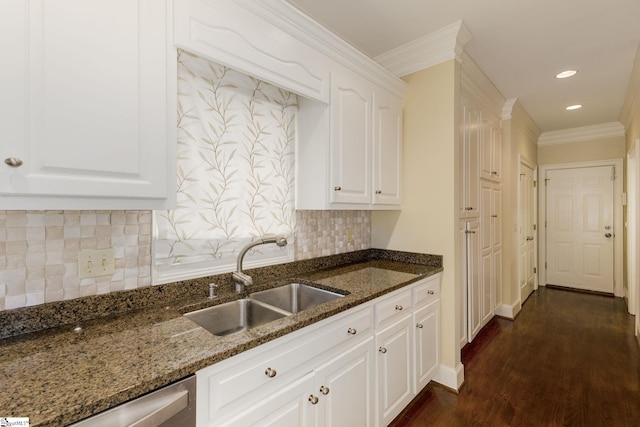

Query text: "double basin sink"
[185, 282, 345, 336]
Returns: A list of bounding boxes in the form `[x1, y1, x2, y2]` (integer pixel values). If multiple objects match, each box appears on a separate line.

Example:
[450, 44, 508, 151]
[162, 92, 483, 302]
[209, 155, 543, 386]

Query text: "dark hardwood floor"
[390, 287, 640, 426]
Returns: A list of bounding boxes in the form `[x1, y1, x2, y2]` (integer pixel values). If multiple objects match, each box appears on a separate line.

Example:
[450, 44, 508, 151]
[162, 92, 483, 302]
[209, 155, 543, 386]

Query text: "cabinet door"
[0, 0, 173, 209]
[461, 105, 480, 217]
[315, 337, 375, 427]
[331, 70, 372, 205]
[413, 301, 439, 393]
[219, 372, 317, 427]
[491, 124, 502, 180]
[480, 181, 494, 327]
[466, 219, 482, 342]
[375, 314, 413, 426]
[373, 93, 402, 206]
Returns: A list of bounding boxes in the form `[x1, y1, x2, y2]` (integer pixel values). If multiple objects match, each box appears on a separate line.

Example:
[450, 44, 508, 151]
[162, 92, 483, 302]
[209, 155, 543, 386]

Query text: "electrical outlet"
[78, 248, 115, 279]
[346, 228, 354, 243]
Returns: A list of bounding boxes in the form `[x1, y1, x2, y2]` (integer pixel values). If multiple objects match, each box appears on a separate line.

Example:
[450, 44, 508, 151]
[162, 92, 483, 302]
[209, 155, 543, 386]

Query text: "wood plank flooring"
[390, 287, 640, 426]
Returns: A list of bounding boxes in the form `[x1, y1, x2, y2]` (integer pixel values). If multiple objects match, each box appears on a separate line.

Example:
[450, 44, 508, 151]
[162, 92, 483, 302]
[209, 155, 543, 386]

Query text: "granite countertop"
[0, 252, 442, 426]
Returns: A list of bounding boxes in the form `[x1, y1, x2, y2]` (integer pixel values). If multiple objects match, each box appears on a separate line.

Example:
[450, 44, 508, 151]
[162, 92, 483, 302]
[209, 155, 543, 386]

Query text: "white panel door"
[375, 315, 413, 426]
[460, 105, 480, 217]
[373, 93, 402, 206]
[520, 163, 536, 302]
[466, 220, 481, 342]
[0, 0, 171, 206]
[546, 166, 614, 293]
[330, 70, 372, 204]
[315, 337, 374, 427]
[413, 301, 439, 393]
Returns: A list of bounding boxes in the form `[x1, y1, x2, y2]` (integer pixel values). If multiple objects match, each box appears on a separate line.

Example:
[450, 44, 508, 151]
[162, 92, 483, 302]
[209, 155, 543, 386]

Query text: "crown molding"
[244, 0, 407, 96]
[502, 98, 541, 142]
[374, 20, 474, 77]
[537, 122, 625, 146]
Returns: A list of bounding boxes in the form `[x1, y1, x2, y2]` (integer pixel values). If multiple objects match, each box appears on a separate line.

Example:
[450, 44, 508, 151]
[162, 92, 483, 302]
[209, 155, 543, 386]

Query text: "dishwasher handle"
[69, 376, 196, 427]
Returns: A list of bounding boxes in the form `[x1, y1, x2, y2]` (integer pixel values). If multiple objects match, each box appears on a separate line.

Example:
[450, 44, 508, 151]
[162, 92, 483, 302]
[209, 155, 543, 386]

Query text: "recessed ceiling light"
[556, 70, 578, 79]
[566, 104, 582, 110]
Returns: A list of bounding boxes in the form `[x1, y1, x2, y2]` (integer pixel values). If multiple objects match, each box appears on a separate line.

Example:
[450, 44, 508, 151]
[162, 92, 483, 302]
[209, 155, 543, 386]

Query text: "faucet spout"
[232, 236, 288, 293]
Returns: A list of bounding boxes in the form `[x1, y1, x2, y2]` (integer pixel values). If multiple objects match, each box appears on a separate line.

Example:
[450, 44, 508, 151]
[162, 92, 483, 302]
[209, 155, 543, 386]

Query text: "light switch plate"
[78, 248, 115, 279]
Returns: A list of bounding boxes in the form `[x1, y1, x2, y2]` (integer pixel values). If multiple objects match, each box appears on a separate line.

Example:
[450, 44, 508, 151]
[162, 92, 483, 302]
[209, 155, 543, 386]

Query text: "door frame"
[538, 159, 623, 297]
[627, 140, 640, 334]
[517, 155, 538, 308]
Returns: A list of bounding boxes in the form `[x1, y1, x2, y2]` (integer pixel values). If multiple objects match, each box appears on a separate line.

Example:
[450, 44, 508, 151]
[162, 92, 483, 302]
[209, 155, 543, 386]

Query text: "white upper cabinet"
[330, 70, 373, 205]
[297, 68, 404, 210]
[373, 92, 403, 206]
[0, 0, 176, 210]
[480, 119, 502, 181]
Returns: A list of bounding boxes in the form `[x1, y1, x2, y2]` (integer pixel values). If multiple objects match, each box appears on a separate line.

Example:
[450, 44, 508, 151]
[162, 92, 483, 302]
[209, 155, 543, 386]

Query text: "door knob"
[605, 233, 612, 238]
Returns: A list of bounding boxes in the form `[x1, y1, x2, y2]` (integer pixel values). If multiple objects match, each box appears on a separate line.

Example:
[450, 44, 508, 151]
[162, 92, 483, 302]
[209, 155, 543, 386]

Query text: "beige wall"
[538, 137, 625, 165]
[372, 60, 461, 377]
[502, 101, 540, 310]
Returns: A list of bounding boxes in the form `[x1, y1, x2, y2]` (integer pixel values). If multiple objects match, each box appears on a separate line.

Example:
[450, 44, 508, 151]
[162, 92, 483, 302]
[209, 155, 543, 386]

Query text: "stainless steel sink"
[184, 299, 289, 336]
[250, 283, 344, 313]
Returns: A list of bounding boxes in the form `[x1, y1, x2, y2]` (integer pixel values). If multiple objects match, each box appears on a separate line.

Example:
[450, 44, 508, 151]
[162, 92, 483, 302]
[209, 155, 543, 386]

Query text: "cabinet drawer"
[412, 276, 441, 308]
[375, 289, 411, 326]
[202, 306, 373, 416]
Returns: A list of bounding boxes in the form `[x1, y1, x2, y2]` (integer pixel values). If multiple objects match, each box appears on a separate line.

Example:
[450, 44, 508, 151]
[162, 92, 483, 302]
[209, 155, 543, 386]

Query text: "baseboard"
[495, 300, 521, 320]
[433, 362, 464, 390]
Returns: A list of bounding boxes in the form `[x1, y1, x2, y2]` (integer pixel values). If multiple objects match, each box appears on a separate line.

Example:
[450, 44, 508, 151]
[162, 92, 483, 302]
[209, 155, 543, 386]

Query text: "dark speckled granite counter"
[0, 249, 442, 426]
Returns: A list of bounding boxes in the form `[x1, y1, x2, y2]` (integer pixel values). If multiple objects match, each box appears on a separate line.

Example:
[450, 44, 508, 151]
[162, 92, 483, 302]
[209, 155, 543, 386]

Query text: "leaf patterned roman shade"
[154, 51, 296, 283]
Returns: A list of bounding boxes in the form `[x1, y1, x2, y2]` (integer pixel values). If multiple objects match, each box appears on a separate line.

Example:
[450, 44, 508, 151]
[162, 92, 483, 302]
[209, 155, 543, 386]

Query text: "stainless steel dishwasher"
[69, 376, 196, 427]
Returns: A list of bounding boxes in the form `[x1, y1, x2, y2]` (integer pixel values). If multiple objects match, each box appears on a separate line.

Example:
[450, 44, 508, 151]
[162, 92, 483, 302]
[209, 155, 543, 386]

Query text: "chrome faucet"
[232, 236, 288, 292]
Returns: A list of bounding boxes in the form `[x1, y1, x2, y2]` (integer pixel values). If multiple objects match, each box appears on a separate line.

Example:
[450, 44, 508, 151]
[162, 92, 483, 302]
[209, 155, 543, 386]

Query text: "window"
[154, 51, 296, 284]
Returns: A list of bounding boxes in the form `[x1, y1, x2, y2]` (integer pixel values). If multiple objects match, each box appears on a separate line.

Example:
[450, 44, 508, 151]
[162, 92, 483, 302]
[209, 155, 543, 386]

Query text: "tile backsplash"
[0, 210, 371, 312]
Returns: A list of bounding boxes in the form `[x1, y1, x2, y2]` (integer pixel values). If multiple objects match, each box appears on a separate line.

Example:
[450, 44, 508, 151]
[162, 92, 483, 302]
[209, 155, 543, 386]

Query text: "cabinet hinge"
[534, 267, 537, 274]
[533, 224, 536, 231]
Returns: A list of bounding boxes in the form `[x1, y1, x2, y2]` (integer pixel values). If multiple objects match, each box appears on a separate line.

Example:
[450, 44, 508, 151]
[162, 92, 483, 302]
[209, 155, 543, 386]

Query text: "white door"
[546, 166, 614, 293]
[520, 163, 536, 302]
[373, 93, 402, 205]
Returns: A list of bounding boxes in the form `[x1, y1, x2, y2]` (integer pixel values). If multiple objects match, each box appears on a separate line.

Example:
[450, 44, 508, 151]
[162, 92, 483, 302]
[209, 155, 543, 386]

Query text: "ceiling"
[286, 0, 640, 133]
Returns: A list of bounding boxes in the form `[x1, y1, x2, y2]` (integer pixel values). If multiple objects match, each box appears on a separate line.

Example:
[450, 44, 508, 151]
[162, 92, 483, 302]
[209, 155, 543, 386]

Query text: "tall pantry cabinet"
[460, 91, 503, 344]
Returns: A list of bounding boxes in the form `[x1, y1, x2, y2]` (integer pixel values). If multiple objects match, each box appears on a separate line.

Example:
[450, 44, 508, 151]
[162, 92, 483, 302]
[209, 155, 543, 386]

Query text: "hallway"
[390, 287, 640, 426]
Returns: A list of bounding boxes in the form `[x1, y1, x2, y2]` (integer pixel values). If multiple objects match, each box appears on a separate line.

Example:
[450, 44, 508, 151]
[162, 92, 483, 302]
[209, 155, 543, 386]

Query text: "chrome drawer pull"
[428, 290, 435, 295]
[320, 386, 330, 395]
[309, 395, 319, 404]
[379, 347, 387, 354]
[347, 328, 357, 335]
[395, 305, 403, 311]
[265, 368, 277, 378]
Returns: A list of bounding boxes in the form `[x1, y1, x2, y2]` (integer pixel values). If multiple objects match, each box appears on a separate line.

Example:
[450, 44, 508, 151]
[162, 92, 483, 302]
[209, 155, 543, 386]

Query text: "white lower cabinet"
[314, 337, 375, 427]
[413, 300, 439, 393]
[195, 273, 441, 427]
[375, 314, 413, 426]
[220, 373, 317, 427]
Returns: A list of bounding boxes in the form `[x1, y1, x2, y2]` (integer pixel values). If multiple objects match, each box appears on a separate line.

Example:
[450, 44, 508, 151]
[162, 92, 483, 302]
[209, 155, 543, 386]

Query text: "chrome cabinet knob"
[4, 158, 23, 167]
[309, 395, 319, 405]
[379, 347, 387, 354]
[347, 328, 357, 335]
[375, 190, 382, 194]
[395, 305, 403, 311]
[265, 368, 277, 378]
[605, 233, 612, 238]
[427, 290, 435, 295]
[320, 386, 330, 395]
[416, 323, 424, 329]
[334, 186, 342, 191]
